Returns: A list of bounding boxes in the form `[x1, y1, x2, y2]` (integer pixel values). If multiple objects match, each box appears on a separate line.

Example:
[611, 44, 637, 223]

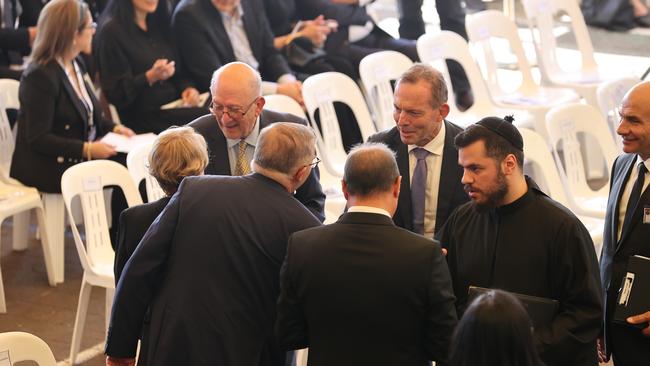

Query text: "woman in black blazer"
[10, 0, 134, 193]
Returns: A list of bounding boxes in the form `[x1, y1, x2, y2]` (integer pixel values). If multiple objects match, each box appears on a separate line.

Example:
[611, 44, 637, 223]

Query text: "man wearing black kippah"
[436, 116, 603, 366]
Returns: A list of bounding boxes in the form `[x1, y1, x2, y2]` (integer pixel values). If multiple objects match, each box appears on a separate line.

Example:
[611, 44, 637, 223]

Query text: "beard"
[467, 170, 509, 213]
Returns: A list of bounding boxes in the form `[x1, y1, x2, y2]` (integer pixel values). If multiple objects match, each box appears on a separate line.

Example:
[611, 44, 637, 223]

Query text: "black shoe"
[635, 14, 650, 27]
[455, 90, 474, 112]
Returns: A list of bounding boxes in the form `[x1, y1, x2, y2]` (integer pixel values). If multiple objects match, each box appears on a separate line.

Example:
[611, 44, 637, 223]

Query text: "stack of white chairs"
[596, 77, 640, 149]
[126, 141, 165, 203]
[416, 31, 535, 129]
[466, 10, 580, 137]
[545, 103, 620, 219]
[521, 0, 635, 107]
[263, 94, 346, 223]
[359, 51, 413, 132]
[0, 331, 57, 366]
[302, 72, 377, 178]
[519, 127, 604, 257]
[60, 160, 142, 364]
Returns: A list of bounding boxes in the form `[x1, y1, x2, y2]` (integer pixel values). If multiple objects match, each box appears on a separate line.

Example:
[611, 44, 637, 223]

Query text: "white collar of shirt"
[407, 121, 446, 155]
[219, 3, 243, 21]
[227, 116, 260, 149]
[637, 155, 650, 172]
[348, 206, 392, 218]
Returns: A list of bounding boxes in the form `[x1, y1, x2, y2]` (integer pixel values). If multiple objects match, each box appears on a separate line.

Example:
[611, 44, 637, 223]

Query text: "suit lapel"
[240, 1, 259, 62]
[435, 120, 457, 228]
[205, 1, 236, 61]
[206, 123, 231, 175]
[57, 65, 89, 131]
[395, 131, 412, 230]
[615, 155, 641, 252]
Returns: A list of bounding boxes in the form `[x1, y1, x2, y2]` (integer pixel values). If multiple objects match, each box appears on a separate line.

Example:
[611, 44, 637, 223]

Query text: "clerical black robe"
[437, 178, 602, 366]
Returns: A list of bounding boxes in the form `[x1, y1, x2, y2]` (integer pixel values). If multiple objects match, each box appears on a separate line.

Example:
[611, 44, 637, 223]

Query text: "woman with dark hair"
[449, 290, 545, 366]
[10, 0, 134, 193]
[95, 0, 206, 134]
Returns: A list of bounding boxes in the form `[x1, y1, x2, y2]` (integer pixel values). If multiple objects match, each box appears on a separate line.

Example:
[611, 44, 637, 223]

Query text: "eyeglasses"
[209, 98, 258, 119]
[307, 156, 321, 168]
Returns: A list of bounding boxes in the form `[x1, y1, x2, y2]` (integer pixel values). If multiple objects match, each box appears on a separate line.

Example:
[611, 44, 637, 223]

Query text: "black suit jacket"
[276, 212, 458, 365]
[368, 121, 468, 235]
[172, 0, 292, 92]
[188, 109, 326, 222]
[0, 23, 29, 79]
[114, 196, 171, 283]
[10, 59, 115, 193]
[600, 153, 650, 356]
[105, 174, 321, 365]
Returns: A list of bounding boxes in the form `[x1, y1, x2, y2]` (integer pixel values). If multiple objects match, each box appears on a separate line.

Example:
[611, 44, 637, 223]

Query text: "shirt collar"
[348, 205, 392, 218]
[636, 155, 649, 172]
[407, 121, 446, 156]
[226, 116, 260, 149]
[219, 3, 243, 21]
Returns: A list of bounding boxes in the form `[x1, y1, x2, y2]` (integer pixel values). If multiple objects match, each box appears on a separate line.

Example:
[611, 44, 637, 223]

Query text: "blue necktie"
[411, 148, 430, 235]
[621, 162, 647, 236]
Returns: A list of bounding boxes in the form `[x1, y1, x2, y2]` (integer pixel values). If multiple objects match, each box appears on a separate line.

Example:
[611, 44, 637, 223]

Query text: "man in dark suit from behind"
[276, 142, 458, 365]
[105, 122, 322, 366]
[189, 61, 326, 222]
[368, 63, 468, 238]
[598, 81, 650, 366]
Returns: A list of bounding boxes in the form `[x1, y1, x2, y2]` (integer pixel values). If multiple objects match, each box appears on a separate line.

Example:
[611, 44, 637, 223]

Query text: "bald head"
[253, 122, 316, 176]
[618, 80, 650, 159]
[210, 62, 262, 98]
[344, 143, 400, 197]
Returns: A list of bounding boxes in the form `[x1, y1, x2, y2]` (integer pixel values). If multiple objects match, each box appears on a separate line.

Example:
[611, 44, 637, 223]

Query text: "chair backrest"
[61, 160, 142, 274]
[126, 141, 165, 202]
[263, 94, 307, 118]
[0, 332, 57, 366]
[416, 31, 497, 120]
[0, 79, 20, 110]
[0, 95, 14, 182]
[359, 50, 413, 131]
[519, 127, 571, 206]
[545, 103, 618, 197]
[302, 72, 376, 174]
[596, 77, 639, 148]
[466, 10, 538, 96]
[522, 0, 598, 76]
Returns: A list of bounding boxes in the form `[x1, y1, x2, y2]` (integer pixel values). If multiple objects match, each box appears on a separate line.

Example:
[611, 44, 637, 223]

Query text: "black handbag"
[283, 36, 327, 68]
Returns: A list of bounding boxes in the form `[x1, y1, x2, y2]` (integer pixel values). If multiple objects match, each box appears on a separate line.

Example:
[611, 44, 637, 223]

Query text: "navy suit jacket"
[105, 174, 321, 365]
[172, 0, 292, 92]
[600, 153, 650, 355]
[188, 109, 326, 222]
[368, 120, 468, 235]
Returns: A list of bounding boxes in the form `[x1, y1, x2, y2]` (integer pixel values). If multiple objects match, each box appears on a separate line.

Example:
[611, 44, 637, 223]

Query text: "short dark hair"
[454, 124, 524, 169]
[343, 143, 399, 197]
[449, 290, 544, 366]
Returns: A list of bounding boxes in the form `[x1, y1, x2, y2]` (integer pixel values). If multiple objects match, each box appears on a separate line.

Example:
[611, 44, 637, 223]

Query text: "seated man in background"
[172, 0, 304, 104]
[437, 116, 602, 366]
[188, 62, 326, 222]
[105, 122, 322, 366]
[276, 142, 458, 365]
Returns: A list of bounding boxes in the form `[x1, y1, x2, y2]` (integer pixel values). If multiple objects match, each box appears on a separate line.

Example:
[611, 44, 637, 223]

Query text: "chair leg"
[34, 206, 56, 286]
[70, 277, 92, 365]
[42, 193, 65, 284]
[105, 287, 115, 336]
[11, 211, 30, 251]
[0, 265, 6, 313]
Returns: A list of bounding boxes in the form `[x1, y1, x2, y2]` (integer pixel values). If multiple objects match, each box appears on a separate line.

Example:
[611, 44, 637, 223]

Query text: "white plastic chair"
[0, 79, 19, 129]
[466, 10, 580, 137]
[521, 0, 632, 107]
[302, 72, 377, 177]
[126, 142, 165, 203]
[519, 127, 604, 257]
[545, 103, 619, 219]
[263, 94, 346, 223]
[359, 51, 414, 131]
[596, 77, 639, 149]
[416, 31, 535, 129]
[61, 160, 143, 364]
[0, 332, 57, 365]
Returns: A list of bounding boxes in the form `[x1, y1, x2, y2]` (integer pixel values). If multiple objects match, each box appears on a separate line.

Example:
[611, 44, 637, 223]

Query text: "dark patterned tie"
[621, 162, 648, 236]
[411, 148, 430, 235]
[234, 140, 250, 176]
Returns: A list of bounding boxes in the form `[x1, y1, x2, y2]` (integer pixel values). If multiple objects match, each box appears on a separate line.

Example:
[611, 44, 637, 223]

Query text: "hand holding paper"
[627, 310, 650, 336]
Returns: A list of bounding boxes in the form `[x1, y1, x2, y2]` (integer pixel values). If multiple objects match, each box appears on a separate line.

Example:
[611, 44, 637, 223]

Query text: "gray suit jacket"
[188, 109, 326, 222]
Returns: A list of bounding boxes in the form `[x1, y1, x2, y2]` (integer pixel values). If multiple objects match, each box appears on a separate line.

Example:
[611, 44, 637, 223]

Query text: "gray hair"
[343, 142, 399, 197]
[253, 123, 316, 176]
[210, 62, 262, 97]
[397, 63, 448, 107]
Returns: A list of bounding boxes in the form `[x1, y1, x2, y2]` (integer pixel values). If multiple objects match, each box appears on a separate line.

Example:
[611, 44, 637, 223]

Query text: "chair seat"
[497, 86, 580, 107]
[574, 195, 607, 219]
[0, 185, 41, 217]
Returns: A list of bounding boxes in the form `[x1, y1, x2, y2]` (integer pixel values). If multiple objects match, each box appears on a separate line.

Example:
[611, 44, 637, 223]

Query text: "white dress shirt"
[348, 205, 392, 218]
[408, 123, 446, 237]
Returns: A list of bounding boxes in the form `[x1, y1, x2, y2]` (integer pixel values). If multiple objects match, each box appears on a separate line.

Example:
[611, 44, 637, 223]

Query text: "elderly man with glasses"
[189, 61, 326, 222]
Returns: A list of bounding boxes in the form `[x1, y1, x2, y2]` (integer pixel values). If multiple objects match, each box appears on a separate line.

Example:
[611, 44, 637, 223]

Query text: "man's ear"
[502, 154, 518, 175]
[342, 180, 349, 201]
[438, 103, 451, 119]
[393, 176, 401, 198]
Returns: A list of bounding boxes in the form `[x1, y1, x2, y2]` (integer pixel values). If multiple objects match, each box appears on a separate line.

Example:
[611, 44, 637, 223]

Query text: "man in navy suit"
[368, 63, 468, 237]
[188, 62, 325, 222]
[599, 81, 650, 366]
[105, 122, 322, 366]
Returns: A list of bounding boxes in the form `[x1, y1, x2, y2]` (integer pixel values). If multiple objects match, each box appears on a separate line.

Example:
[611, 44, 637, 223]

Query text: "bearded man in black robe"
[436, 116, 602, 366]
